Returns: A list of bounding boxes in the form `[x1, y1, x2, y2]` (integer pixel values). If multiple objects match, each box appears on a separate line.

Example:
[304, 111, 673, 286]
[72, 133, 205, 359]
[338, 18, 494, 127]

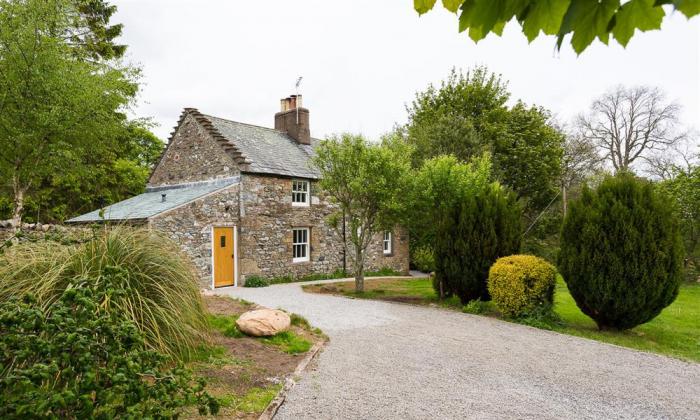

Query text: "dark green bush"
[558, 172, 684, 330]
[243, 275, 270, 288]
[434, 183, 521, 303]
[0, 278, 219, 418]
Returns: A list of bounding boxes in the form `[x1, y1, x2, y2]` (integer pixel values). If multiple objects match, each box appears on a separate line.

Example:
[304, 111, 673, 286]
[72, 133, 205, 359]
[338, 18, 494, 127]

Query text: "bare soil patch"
[185, 295, 325, 419]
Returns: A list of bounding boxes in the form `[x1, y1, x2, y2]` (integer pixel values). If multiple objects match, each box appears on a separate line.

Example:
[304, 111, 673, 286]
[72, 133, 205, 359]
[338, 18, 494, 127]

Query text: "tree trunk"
[354, 246, 364, 293]
[562, 185, 568, 217]
[11, 174, 25, 232]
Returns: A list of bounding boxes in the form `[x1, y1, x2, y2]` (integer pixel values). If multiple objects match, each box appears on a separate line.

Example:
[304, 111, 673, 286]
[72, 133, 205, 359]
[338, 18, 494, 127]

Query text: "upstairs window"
[383, 231, 392, 255]
[292, 180, 309, 206]
[293, 228, 310, 262]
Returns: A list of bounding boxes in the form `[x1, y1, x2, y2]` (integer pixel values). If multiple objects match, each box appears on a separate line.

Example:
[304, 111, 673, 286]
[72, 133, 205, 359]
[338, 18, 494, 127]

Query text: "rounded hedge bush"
[558, 172, 684, 330]
[487, 255, 556, 318]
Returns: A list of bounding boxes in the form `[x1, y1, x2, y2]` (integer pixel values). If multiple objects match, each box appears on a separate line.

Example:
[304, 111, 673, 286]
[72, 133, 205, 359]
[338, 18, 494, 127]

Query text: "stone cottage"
[68, 95, 409, 288]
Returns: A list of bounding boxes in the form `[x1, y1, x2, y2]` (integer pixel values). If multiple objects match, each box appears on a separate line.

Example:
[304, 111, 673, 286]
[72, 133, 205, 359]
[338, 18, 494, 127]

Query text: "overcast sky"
[112, 1, 700, 142]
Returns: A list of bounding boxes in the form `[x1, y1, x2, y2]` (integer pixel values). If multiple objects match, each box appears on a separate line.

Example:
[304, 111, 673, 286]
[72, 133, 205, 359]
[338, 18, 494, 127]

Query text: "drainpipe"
[342, 210, 347, 275]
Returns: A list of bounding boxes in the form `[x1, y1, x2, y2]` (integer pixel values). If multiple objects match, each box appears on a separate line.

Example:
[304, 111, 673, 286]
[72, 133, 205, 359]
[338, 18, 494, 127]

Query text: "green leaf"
[521, 0, 571, 41]
[460, 0, 528, 41]
[442, 0, 464, 13]
[415, 0, 438, 14]
[612, 0, 665, 46]
[672, 0, 700, 17]
[558, 0, 620, 54]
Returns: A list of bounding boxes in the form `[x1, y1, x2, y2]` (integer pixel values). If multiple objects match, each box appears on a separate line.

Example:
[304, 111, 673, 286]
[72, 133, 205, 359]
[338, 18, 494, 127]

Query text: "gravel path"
[216, 279, 700, 419]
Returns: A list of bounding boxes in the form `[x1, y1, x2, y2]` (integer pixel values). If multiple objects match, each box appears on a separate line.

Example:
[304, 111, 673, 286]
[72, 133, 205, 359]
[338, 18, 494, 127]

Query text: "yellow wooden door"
[213, 227, 235, 287]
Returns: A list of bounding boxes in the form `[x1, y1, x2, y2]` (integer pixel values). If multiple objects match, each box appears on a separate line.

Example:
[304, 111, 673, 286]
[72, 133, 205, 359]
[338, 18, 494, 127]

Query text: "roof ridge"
[202, 113, 323, 143]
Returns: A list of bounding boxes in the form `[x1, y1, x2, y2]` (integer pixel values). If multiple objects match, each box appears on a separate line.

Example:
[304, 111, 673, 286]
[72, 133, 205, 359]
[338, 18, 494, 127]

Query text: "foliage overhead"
[313, 133, 411, 292]
[413, 0, 700, 54]
[0, 279, 218, 418]
[558, 172, 684, 330]
[0, 227, 209, 358]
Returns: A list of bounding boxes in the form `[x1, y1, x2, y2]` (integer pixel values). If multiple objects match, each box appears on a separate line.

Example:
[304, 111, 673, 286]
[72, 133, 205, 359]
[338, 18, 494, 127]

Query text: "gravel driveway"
[217, 279, 700, 420]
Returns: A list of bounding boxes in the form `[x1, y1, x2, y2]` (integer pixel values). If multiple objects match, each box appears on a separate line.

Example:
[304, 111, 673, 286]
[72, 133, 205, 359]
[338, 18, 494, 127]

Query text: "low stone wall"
[0, 223, 94, 248]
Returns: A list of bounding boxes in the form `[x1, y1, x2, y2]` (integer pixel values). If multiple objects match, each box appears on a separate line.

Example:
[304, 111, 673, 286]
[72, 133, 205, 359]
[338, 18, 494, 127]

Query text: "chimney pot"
[274, 93, 310, 145]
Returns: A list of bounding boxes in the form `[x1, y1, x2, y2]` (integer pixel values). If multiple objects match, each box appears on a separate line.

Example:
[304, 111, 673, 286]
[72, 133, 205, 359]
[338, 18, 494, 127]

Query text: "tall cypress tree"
[435, 183, 521, 303]
[558, 172, 684, 330]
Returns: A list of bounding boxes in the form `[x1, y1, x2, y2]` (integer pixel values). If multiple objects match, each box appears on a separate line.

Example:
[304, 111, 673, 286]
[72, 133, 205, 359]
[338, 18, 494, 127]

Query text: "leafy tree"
[413, 0, 699, 54]
[658, 164, 700, 280]
[313, 133, 411, 292]
[494, 102, 564, 211]
[18, 122, 164, 222]
[408, 154, 492, 256]
[577, 85, 686, 173]
[406, 67, 509, 168]
[559, 172, 684, 330]
[405, 67, 563, 214]
[0, 279, 219, 418]
[0, 0, 140, 226]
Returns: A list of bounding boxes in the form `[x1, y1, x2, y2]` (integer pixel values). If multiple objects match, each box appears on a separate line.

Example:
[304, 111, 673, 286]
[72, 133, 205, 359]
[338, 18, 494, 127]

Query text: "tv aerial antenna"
[295, 76, 303, 123]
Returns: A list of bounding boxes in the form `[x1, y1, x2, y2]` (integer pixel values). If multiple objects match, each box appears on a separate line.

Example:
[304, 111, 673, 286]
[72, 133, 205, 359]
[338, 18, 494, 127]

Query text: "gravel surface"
[217, 279, 700, 420]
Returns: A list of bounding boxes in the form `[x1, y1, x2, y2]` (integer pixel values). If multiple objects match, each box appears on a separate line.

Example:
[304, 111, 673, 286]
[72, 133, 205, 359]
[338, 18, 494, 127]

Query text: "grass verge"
[304, 277, 700, 363]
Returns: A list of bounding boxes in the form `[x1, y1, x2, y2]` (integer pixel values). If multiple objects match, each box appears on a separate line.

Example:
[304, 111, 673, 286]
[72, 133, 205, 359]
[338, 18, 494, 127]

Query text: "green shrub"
[244, 275, 270, 287]
[411, 246, 436, 273]
[462, 299, 488, 314]
[0, 279, 218, 418]
[0, 227, 208, 358]
[487, 255, 556, 318]
[434, 182, 522, 304]
[559, 172, 684, 330]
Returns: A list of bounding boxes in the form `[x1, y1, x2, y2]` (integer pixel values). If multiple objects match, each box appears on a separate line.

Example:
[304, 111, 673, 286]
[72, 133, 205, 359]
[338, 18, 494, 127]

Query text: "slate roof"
[203, 113, 321, 179]
[67, 177, 240, 223]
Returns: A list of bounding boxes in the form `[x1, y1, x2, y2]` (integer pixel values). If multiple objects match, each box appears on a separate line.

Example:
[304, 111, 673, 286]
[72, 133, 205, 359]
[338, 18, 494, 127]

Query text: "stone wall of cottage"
[149, 113, 239, 187]
[237, 174, 343, 280]
[238, 174, 409, 283]
[146, 174, 409, 289]
[149, 184, 240, 288]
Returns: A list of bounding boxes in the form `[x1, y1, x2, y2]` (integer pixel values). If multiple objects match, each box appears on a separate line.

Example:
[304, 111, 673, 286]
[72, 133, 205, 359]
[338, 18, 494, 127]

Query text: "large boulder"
[236, 308, 290, 337]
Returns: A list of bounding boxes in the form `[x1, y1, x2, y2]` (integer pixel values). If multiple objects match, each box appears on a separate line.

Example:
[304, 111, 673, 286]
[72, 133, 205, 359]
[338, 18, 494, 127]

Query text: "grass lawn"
[304, 277, 700, 363]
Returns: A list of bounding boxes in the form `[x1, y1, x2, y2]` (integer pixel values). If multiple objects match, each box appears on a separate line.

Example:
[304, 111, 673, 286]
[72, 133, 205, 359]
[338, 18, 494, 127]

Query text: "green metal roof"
[67, 177, 239, 223]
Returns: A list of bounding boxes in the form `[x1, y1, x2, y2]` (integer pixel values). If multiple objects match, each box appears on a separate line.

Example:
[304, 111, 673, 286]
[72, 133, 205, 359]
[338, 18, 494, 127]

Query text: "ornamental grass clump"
[0, 226, 208, 359]
[558, 172, 684, 330]
[487, 255, 556, 318]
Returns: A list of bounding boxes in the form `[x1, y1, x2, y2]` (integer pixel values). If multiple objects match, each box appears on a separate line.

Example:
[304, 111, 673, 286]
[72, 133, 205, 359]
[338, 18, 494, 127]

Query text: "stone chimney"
[274, 94, 310, 145]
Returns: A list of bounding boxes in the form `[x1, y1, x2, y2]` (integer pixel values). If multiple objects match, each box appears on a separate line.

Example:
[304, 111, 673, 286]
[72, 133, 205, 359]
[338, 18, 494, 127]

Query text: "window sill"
[292, 258, 310, 264]
[383, 252, 393, 257]
[292, 203, 310, 208]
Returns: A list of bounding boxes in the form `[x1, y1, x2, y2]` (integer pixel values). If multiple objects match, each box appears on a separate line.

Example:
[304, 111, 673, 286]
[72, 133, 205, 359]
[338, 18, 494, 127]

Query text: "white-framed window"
[292, 180, 309, 206]
[292, 228, 310, 262]
[383, 231, 392, 255]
